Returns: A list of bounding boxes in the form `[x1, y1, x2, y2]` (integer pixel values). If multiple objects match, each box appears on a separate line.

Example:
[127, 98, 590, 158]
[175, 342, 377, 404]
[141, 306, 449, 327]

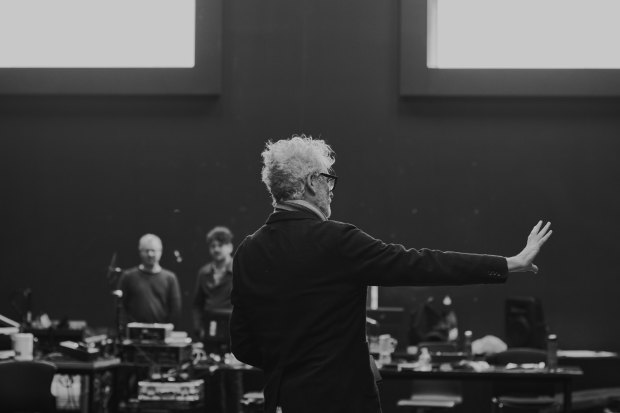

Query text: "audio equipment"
[127, 322, 173, 343]
[138, 379, 203, 402]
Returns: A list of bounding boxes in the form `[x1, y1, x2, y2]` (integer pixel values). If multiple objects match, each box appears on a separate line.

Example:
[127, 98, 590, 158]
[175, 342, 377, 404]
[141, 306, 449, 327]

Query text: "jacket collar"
[266, 207, 324, 224]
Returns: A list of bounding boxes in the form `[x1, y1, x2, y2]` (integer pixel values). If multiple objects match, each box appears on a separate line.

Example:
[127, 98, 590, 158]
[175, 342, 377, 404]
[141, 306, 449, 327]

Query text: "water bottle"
[418, 347, 432, 371]
[547, 334, 558, 371]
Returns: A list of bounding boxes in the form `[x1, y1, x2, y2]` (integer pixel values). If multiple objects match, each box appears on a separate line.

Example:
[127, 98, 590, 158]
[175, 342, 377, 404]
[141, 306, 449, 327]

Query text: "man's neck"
[213, 257, 231, 270]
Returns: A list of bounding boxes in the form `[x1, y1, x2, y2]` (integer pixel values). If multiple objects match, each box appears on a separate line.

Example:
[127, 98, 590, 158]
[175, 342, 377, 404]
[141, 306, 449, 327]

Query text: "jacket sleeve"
[230, 304, 264, 368]
[334, 223, 509, 286]
[230, 244, 264, 368]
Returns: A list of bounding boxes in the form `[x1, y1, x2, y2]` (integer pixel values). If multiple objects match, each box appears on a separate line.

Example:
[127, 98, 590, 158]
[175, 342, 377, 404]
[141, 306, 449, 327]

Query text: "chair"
[0, 360, 57, 412]
[202, 308, 233, 355]
[396, 342, 463, 413]
[486, 348, 557, 413]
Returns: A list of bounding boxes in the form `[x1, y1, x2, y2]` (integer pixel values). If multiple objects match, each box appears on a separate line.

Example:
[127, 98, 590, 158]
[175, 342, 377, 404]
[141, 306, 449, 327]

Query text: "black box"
[121, 341, 192, 366]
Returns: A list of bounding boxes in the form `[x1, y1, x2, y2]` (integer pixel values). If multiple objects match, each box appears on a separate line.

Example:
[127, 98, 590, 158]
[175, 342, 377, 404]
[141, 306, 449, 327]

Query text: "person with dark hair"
[230, 135, 552, 413]
[192, 226, 234, 351]
[193, 226, 242, 413]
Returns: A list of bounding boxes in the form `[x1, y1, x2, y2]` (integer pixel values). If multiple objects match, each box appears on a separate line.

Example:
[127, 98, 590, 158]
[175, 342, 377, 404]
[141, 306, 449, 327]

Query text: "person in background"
[118, 233, 182, 326]
[193, 226, 242, 413]
[192, 226, 234, 353]
[230, 134, 552, 413]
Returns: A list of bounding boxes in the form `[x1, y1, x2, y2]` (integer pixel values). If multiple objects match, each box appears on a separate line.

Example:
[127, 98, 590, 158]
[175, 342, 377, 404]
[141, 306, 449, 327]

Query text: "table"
[52, 357, 121, 413]
[380, 365, 583, 413]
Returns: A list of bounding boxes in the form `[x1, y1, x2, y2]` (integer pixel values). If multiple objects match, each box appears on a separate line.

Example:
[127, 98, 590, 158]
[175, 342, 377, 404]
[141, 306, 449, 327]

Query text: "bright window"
[428, 0, 620, 69]
[0, 0, 195, 68]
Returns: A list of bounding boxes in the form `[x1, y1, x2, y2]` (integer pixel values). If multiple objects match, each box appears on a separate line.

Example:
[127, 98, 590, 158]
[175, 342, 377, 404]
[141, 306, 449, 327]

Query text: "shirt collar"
[205, 259, 233, 274]
[275, 199, 327, 221]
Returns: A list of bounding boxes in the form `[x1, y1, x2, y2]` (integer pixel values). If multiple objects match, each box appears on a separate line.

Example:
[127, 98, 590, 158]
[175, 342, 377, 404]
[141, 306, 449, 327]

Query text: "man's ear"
[305, 174, 317, 196]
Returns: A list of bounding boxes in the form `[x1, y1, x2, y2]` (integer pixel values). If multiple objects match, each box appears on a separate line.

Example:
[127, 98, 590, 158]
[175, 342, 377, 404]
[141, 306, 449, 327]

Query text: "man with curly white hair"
[230, 134, 552, 413]
[260, 134, 336, 219]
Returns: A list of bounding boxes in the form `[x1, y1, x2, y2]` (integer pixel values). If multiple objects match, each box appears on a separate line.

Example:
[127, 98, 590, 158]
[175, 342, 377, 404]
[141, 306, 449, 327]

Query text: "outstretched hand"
[507, 221, 552, 273]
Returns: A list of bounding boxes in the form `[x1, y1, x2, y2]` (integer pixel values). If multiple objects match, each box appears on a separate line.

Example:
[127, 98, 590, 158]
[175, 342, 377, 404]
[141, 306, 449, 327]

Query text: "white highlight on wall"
[0, 0, 195, 68]
[428, 0, 620, 69]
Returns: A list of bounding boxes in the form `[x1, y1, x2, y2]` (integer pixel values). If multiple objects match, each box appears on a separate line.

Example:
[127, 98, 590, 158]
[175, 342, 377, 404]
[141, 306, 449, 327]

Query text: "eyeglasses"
[318, 172, 338, 191]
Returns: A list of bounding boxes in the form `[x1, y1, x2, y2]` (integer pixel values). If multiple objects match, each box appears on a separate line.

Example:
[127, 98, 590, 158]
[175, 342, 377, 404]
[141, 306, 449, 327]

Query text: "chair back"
[0, 360, 57, 413]
[505, 297, 547, 349]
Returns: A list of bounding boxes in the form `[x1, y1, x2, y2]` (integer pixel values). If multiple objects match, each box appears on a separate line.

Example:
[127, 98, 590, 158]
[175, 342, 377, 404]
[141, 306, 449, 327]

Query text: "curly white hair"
[261, 134, 335, 205]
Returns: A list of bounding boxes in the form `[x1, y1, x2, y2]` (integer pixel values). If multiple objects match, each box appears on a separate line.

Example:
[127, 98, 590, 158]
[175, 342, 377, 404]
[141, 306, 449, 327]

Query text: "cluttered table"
[379, 358, 582, 413]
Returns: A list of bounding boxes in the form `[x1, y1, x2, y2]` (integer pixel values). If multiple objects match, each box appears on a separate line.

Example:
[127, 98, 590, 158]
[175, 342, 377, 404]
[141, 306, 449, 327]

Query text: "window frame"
[0, 0, 222, 95]
[400, 0, 620, 97]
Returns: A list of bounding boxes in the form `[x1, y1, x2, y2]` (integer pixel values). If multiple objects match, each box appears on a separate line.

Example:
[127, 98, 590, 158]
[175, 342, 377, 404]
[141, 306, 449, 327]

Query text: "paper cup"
[12, 333, 34, 361]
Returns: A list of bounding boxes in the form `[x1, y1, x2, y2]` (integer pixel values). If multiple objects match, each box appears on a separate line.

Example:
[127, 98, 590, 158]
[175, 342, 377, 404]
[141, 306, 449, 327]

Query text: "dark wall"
[1, 0, 619, 352]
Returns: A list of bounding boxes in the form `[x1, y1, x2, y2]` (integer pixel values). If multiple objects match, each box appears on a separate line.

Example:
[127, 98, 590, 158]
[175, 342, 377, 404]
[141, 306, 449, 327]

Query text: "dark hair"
[206, 226, 233, 245]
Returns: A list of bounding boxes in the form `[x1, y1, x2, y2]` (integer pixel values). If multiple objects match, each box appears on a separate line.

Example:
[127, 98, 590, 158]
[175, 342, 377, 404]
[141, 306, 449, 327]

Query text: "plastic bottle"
[443, 295, 459, 341]
[418, 347, 432, 371]
[547, 334, 558, 371]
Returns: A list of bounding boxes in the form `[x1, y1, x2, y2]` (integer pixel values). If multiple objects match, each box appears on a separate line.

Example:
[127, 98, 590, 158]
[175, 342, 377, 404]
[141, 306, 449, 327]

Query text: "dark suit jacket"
[231, 208, 508, 413]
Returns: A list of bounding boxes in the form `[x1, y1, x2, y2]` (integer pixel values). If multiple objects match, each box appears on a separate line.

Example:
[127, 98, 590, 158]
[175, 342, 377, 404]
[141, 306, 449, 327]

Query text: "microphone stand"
[106, 252, 124, 356]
